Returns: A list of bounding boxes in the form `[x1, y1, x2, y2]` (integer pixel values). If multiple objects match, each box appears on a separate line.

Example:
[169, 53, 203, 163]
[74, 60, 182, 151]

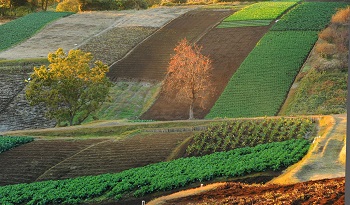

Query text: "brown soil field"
[107, 9, 233, 82]
[0, 139, 104, 186]
[141, 25, 271, 120]
[0, 132, 191, 185]
[163, 177, 345, 205]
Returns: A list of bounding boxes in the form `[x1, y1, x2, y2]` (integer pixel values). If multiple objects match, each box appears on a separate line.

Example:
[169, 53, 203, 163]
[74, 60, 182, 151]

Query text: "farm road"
[269, 114, 346, 185]
[0, 7, 194, 60]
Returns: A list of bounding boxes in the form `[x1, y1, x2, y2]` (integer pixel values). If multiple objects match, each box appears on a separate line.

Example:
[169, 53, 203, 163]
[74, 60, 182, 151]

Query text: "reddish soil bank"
[141, 25, 271, 120]
[0, 133, 190, 184]
[166, 177, 345, 205]
[107, 10, 233, 82]
[0, 139, 104, 186]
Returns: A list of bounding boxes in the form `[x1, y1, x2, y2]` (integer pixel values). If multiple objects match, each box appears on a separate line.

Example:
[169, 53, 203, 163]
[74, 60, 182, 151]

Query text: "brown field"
[141, 25, 271, 120]
[107, 9, 233, 82]
[163, 177, 345, 205]
[0, 132, 191, 185]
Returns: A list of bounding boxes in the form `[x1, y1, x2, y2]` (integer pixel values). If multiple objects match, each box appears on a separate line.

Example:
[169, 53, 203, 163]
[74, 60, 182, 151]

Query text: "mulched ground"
[107, 9, 233, 82]
[0, 139, 104, 186]
[141, 25, 271, 120]
[166, 177, 345, 205]
[0, 133, 191, 185]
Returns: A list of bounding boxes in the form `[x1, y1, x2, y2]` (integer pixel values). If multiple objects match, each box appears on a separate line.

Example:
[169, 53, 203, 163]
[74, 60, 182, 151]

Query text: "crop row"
[0, 139, 310, 204]
[222, 2, 296, 22]
[186, 118, 314, 157]
[206, 31, 318, 118]
[272, 2, 349, 31]
[0, 12, 73, 51]
[0, 136, 34, 153]
[207, 2, 348, 119]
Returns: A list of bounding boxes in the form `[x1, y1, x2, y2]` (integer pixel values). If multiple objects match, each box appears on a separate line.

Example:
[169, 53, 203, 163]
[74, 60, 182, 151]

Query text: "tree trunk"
[189, 103, 194, 120]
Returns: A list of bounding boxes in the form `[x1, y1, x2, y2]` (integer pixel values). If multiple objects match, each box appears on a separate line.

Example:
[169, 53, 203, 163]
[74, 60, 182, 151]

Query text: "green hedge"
[0, 139, 310, 204]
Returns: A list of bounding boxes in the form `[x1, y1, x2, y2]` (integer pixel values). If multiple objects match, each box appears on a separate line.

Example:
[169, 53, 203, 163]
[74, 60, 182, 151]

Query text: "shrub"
[56, 0, 80, 12]
[331, 6, 350, 24]
[315, 42, 336, 59]
[319, 27, 337, 43]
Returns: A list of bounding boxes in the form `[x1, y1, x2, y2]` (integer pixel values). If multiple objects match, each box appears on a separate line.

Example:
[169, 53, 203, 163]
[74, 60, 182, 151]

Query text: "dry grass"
[331, 6, 350, 24]
[339, 141, 346, 165]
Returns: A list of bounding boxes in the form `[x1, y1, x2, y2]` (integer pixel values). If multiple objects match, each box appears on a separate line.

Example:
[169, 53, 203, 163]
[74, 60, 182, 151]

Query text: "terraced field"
[141, 25, 271, 120]
[0, 139, 104, 186]
[0, 133, 191, 185]
[107, 9, 233, 81]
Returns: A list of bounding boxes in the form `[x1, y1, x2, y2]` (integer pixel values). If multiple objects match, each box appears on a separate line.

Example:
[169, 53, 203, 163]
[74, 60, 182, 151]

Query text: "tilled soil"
[141, 25, 271, 120]
[0, 139, 104, 186]
[0, 133, 190, 185]
[165, 177, 345, 205]
[107, 9, 233, 82]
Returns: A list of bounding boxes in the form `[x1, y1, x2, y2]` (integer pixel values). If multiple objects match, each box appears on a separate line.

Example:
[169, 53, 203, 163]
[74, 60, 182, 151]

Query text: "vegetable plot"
[0, 139, 310, 204]
[186, 118, 314, 157]
[206, 31, 318, 118]
[0, 12, 73, 51]
[272, 2, 350, 31]
[218, 2, 296, 28]
[207, 2, 348, 119]
[0, 136, 34, 153]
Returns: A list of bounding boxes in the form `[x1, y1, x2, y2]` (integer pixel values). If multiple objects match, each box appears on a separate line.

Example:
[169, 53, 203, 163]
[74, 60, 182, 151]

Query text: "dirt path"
[269, 114, 346, 184]
[143, 114, 346, 204]
[0, 7, 194, 60]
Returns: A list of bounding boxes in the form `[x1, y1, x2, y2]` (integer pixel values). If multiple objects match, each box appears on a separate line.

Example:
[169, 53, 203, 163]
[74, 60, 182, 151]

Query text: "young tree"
[162, 38, 214, 119]
[26, 48, 112, 126]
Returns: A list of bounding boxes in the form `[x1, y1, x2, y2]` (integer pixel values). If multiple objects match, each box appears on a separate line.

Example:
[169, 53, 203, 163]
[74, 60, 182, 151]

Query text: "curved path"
[269, 114, 346, 184]
[145, 114, 346, 204]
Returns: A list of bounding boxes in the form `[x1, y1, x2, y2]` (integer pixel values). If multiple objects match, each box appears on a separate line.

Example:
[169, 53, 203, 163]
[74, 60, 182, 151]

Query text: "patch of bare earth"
[0, 7, 194, 60]
[0, 133, 191, 185]
[0, 139, 104, 186]
[141, 25, 271, 120]
[163, 177, 344, 205]
[107, 10, 234, 82]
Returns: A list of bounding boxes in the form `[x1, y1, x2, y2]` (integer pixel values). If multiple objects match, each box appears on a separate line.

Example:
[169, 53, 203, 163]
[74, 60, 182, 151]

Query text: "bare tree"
[162, 38, 214, 119]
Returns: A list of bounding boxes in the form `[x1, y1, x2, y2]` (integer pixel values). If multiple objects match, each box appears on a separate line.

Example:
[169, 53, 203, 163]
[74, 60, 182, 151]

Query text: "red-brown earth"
[164, 177, 345, 205]
[141, 25, 271, 120]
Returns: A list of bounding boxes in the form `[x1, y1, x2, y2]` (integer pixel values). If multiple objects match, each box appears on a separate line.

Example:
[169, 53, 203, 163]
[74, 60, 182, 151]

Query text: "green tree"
[26, 48, 112, 126]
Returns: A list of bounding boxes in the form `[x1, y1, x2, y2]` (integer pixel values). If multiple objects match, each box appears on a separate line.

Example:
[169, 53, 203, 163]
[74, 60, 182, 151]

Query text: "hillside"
[0, 2, 348, 205]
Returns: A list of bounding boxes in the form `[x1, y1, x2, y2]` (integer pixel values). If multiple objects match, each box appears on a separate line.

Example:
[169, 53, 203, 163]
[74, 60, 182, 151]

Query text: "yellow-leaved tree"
[26, 48, 112, 126]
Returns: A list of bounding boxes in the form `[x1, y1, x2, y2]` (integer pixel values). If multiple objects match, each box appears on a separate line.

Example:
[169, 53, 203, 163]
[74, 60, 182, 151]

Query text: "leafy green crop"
[206, 31, 318, 118]
[0, 139, 310, 204]
[208, 2, 348, 119]
[272, 2, 349, 31]
[0, 12, 73, 51]
[223, 2, 296, 21]
[0, 136, 34, 153]
[186, 118, 314, 157]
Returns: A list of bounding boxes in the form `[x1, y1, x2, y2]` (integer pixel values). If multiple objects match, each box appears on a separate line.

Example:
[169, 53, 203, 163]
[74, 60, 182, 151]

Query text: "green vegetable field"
[0, 12, 73, 51]
[207, 2, 348, 119]
[217, 2, 296, 28]
[0, 136, 34, 153]
[0, 139, 310, 204]
[186, 118, 314, 157]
